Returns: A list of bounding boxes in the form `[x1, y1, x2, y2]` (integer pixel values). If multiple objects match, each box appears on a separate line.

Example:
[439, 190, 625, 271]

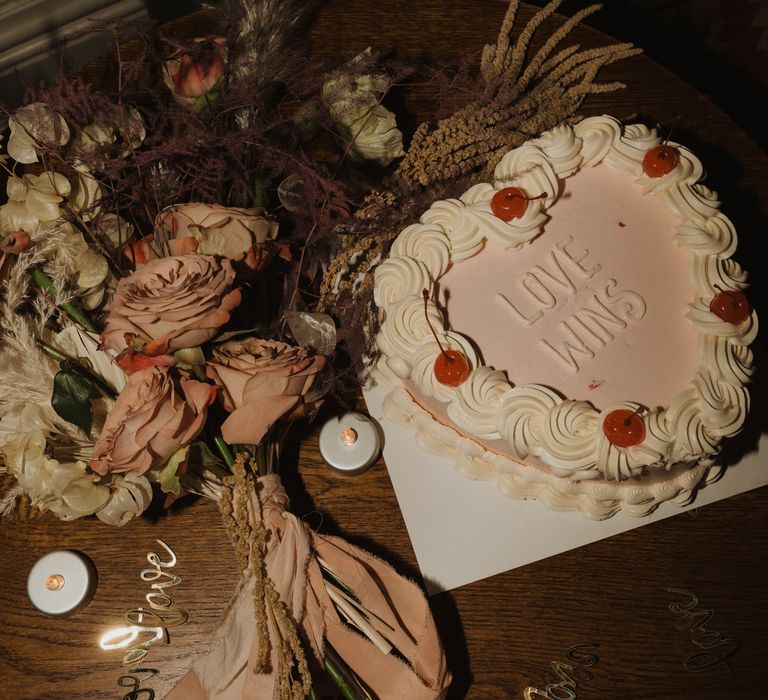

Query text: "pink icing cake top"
[439, 163, 700, 410]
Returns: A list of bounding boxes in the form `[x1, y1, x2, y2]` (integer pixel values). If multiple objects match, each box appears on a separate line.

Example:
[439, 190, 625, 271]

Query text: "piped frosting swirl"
[373, 115, 756, 512]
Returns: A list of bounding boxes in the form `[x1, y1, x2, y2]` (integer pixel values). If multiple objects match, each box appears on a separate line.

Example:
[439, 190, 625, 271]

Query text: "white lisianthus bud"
[339, 103, 405, 165]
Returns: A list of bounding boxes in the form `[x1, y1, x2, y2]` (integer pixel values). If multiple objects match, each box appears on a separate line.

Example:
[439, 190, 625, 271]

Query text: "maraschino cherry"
[642, 145, 678, 178]
[710, 285, 750, 324]
[643, 117, 681, 178]
[603, 407, 645, 448]
[422, 289, 469, 387]
[491, 187, 547, 222]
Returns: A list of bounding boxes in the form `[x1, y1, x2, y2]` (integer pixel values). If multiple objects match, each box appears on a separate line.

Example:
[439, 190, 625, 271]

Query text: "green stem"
[253, 174, 264, 208]
[324, 644, 364, 700]
[35, 338, 118, 399]
[31, 267, 100, 333]
[304, 687, 318, 700]
[213, 435, 236, 470]
[192, 365, 207, 382]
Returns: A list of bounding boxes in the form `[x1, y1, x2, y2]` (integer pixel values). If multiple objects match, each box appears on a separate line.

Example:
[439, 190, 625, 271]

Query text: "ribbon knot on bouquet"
[166, 459, 451, 700]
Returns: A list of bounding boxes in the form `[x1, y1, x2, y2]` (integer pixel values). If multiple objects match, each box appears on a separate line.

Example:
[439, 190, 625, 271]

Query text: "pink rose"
[90, 367, 216, 475]
[163, 37, 227, 108]
[206, 338, 325, 445]
[101, 254, 241, 356]
[127, 203, 281, 272]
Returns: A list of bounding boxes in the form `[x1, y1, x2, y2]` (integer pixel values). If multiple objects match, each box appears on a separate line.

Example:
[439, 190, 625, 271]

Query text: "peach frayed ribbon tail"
[164, 473, 451, 700]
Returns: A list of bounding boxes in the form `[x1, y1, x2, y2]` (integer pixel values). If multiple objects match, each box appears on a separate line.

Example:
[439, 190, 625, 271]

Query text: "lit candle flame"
[45, 574, 65, 591]
[340, 427, 358, 446]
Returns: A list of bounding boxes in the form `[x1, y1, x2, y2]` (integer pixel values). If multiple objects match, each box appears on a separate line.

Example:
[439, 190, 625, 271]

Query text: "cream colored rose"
[72, 106, 146, 163]
[152, 203, 278, 267]
[90, 367, 216, 475]
[101, 254, 242, 356]
[206, 338, 325, 445]
[323, 48, 404, 166]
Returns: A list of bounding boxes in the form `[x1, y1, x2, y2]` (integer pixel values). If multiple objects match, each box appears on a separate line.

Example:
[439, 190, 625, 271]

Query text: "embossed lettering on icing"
[496, 293, 544, 325]
[532, 249, 578, 296]
[540, 323, 596, 372]
[522, 272, 557, 310]
[602, 278, 647, 321]
[498, 241, 599, 328]
[572, 315, 611, 348]
[557, 235, 601, 278]
[541, 280, 647, 372]
[496, 238, 646, 372]
[574, 283, 630, 344]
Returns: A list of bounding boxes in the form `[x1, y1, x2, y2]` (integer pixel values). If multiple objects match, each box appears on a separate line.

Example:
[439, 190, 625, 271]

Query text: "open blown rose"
[127, 203, 280, 273]
[206, 338, 325, 445]
[101, 254, 241, 356]
[90, 367, 216, 476]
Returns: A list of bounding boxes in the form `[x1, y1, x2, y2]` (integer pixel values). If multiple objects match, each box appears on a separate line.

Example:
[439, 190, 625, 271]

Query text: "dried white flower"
[70, 168, 103, 221]
[0, 172, 71, 234]
[74, 107, 146, 164]
[63, 232, 110, 309]
[7, 103, 71, 164]
[323, 49, 404, 166]
[95, 472, 153, 527]
[95, 213, 135, 257]
[0, 405, 110, 520]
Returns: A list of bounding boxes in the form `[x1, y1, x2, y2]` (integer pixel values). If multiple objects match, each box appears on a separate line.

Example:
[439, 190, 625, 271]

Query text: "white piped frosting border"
[372, 116, 756, 519]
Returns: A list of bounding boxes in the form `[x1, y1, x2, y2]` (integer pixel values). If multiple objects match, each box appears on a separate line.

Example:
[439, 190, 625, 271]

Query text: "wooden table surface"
[1, 2, 766, 698]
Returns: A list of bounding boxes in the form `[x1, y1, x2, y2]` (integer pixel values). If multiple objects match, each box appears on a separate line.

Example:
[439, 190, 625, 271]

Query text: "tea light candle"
[27, 550, 96, 617]
[319, 412, 381, 475]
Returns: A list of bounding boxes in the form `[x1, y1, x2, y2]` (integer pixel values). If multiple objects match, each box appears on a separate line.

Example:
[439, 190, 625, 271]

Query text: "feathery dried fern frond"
[317, 0, 642, 375]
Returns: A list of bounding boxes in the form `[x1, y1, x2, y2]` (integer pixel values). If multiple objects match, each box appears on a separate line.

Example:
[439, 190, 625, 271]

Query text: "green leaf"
[190, 441, 222, 468]
[159, 447, 188, 495]
[51, 370, 101, 435]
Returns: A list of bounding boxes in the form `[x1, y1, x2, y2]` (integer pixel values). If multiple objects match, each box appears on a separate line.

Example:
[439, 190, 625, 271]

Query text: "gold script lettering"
[664, 588, 739, 676]
[100, 541, 187, 698]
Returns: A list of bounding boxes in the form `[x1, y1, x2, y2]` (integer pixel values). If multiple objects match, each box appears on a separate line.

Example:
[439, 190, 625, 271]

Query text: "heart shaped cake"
[372, 115, 757, 519]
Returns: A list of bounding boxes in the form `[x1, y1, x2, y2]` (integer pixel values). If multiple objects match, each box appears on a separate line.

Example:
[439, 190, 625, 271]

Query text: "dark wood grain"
[1, 2, 767, 699]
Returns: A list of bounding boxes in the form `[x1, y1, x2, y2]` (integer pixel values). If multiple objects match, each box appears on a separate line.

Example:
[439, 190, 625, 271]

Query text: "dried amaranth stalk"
[318, 0, 642, 377]
[219, 454, 312, 700]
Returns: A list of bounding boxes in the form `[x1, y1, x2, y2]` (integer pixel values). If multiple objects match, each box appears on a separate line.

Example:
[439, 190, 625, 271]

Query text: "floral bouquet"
[0, 0, 638, 697]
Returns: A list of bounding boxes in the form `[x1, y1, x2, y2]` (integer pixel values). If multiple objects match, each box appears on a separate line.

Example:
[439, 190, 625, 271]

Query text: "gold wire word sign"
[99, 540, 188, 700]
[523, 643, 600, 700]
[665, 587, 740, 676]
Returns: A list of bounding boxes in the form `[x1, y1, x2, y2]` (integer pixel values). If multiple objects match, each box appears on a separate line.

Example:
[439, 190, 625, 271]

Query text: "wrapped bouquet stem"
[167, 454, 451, 700]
